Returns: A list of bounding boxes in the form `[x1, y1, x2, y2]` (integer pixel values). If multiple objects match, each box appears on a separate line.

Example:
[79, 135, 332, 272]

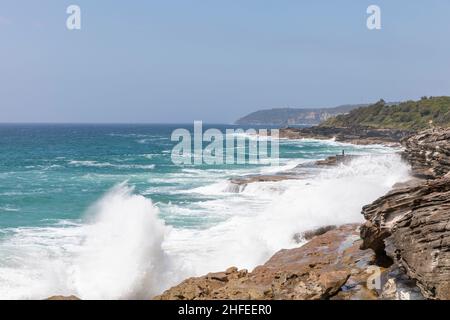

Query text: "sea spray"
[70, 182, 175, 299]
[0, 132, 411, 299]
[163, 153, 411, 275]
[0, 183, 183, 299]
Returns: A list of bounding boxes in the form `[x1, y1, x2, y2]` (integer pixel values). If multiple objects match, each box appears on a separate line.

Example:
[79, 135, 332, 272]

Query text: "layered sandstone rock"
[360, 128, 450, 299]
[361, 175, 450, 299]
[401, 128, 450, 179]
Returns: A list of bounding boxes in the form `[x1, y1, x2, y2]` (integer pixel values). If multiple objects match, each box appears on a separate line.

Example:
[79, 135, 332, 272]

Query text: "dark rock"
[280, 126, 412, 146]
[228, 154, 360, 192]
[380, 265, 425, 300]
[294, 225, 337, 242]
[315, 155, 359, 166]
[229, 175, 296, 186]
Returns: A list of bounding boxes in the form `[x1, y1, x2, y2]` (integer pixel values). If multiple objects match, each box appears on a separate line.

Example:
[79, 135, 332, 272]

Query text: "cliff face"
[401, 128, 450, 179]
[361, 128, 450, 299]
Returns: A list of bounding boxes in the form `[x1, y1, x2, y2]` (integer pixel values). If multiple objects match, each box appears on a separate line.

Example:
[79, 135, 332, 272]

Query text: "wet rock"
[294, 225, 337, 242]
[229, 175, 296, 186]
[315, 155, 359, 166]
[155, 225, 384, 300]
[380, 265, 424, 300]
[228, 154, 360, 192]
[46, 295, 80, 300]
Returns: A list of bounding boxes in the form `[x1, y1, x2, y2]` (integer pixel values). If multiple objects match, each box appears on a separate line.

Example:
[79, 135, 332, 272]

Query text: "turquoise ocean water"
[0, 124, 410, 299]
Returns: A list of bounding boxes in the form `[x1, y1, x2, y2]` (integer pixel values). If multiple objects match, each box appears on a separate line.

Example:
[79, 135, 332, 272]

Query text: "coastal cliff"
[401, 128, 450, 179]
[156, 128, 450, 300]
[360, 128, 450, 299]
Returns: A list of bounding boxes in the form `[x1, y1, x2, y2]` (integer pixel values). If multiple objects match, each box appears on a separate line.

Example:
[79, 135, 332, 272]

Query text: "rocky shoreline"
[156, 127, 450, 300]
[279, 125, 413, 146]
[155, 224, 378, 300]
[47, 127, 449, 301]
[360, 128, 450, 299]
[228, 154, 360, 191]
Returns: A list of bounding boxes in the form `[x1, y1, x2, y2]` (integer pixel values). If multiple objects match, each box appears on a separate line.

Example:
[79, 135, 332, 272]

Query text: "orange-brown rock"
[46, 295, 80, 300]
[155, 224, 381, 300]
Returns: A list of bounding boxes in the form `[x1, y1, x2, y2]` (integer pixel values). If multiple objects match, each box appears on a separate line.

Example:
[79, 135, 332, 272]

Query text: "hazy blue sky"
[1, 0, 450, 123]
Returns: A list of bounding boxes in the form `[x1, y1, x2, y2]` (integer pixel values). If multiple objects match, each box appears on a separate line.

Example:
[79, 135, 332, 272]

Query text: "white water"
[0, 152, 411, 299]
[0, 184, 180, 299]
[163, 153, 410, 273]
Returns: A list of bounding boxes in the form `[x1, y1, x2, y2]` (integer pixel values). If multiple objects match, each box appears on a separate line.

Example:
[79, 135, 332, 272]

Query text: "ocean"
[0, 124, 411, 299]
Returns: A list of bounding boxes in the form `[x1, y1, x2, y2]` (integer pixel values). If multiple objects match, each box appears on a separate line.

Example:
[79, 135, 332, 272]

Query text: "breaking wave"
[0, 151, 411, 299]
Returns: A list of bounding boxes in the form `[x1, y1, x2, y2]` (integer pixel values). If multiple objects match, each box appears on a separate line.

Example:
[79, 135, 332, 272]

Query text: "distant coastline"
[235, 102, 400, 126]
[234, 104, 368, 126]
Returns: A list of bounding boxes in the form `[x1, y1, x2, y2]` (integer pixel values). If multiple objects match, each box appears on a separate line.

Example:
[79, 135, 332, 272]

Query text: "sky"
[0, 0, 450, 123]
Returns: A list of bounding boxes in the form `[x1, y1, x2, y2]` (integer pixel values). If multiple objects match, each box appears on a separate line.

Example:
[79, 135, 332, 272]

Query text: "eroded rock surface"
[402, 128, 450, 179]
[360, 128, 450, 299]
[360, 176, 450, 299]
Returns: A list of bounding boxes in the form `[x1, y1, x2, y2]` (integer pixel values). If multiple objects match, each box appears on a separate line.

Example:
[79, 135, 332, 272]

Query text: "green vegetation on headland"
[321, 96, 450, 130]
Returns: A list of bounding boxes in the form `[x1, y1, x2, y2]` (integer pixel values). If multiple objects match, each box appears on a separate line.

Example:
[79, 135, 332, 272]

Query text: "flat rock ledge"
[228, 154, 360, 191]
[155, 224, 419, 300]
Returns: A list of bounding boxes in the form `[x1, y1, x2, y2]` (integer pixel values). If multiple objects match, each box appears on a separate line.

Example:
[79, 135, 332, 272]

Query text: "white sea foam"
[0, 183, 183, 299]
[163, 152, 411, 274]
[0, 147, 411, 300]
[0, 206, 20, 213]
[68, 183, 176, 299]
[69, 160, 155, 170]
